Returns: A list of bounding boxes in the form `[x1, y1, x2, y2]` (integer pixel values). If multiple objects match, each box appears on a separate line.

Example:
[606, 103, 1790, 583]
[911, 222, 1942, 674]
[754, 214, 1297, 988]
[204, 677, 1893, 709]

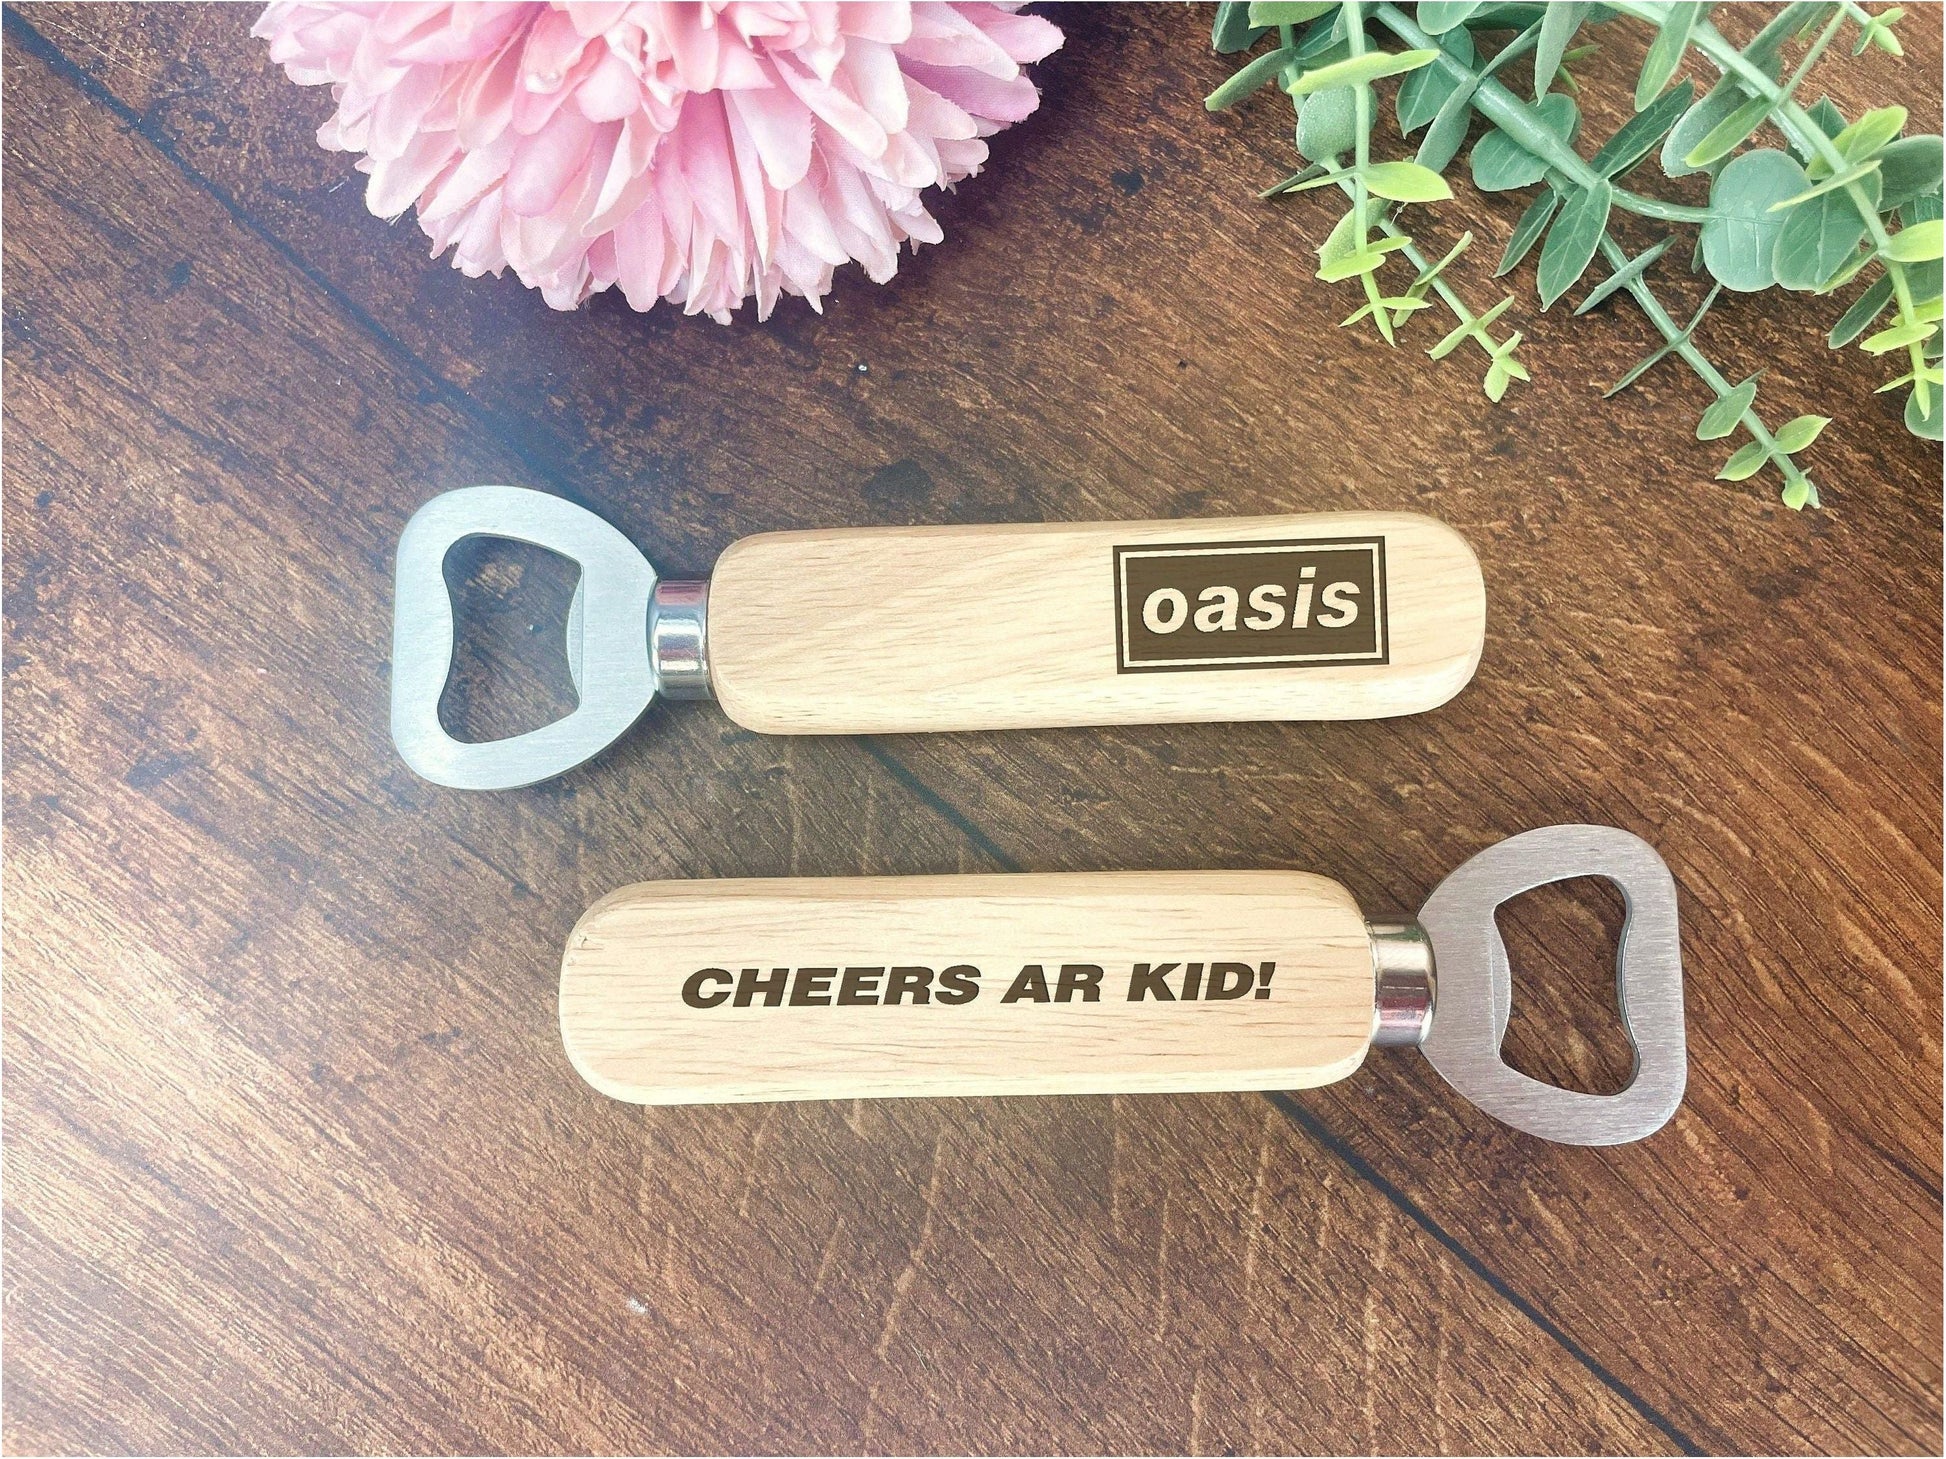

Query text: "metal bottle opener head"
[391, 486, 702, 789]
[1378, 825, 1687, 1145]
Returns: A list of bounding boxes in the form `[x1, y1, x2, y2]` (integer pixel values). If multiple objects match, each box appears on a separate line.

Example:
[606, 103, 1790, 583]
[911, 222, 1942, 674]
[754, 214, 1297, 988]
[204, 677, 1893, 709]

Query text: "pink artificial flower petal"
[255, 0, 1061, 318]
[503, 102, 597, 214]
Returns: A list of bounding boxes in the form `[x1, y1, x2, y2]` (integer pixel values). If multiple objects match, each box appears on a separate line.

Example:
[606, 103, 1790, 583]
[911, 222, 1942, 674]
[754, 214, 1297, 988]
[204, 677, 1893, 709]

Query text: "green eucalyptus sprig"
[1208, 0, 1944, 509]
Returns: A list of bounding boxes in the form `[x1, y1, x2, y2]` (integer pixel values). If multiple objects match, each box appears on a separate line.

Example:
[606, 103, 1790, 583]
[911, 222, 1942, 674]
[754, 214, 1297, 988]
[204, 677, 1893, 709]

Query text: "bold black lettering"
[1255, 961, 1276, 999]
[837, 966, 884, 1005]
[1207, 962, 1255, 1000]
[682, 968, 732, 1008]
[884, 966, 934, 1005]
[1128, 962, 1178, 1001]
[1056, 964, 1103, 1002]
[734, 966, 789, 1008]
[936, 964, 982, 1005]
[1002, 964, 1052, 1003]
[789, 967, 837, 1006]
[1182, 962, 1205, 1000]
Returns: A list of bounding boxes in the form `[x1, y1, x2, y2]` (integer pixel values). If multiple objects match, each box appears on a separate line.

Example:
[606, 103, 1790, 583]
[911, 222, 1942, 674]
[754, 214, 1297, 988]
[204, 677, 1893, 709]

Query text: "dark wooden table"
[4, 3, 1940, 1453]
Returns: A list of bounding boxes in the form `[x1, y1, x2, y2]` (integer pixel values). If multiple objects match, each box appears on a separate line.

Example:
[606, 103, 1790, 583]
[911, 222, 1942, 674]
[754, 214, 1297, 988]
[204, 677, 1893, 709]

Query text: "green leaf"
[1248, 1, 1337, 23]
[1417, 73, 1480, 172]
[1772, 414, 1830, 453]
[1533, 1, 1588, 100]
[1755, 3, 1834, 59]
[1831, 104, 1907, 166]
[1363, 160, 1454, 203]
[1293, 7, 1350, 60]
[1806, 95, 1847, 140]
[1860, 319, 1939, 353]
[1883, 220, 1945, 264]
[1780, 475, 1815, 509]
[1205, 46, 1296, 110]
[1820, 247, 1875, 293]
[1773, 170, 1880, 291]
[1396, 24, 1476, 134]
[1471, 93, 1579, 192]
[1211, 1, 1269, 54]
[1828, 274, 1896, 346]
[1576, 235, 1676, 314]
[1767, 159, 1881, 211]
[1909, 381, 1944, 439]
[1858, 7, 1907, 58]
[1409, 230, 1474, 296]
[1905, 191, 1944, 226]
[1260, 162, 1332, 197]
[1876, 136, 1945, 211]
[1279, 165, 1360, 194]
[1637, 1, 1705, 110]
[1285, 48, 1440, 99]
[1697, 373, 1761, 439]
[1417, 1, 1486, 33]
[1684, 93, 1774, 170]
[1665, 79, 1767, 179]
[1297, 87, 1359, 161]
[1594, 80, 1694, 178]
[1915, 263, 1944, 307]
[1700, 148, 1809, 292]
[1537, 179, 1612, 310]
[1316, 235, 1412, 284]
[1717, 441, 1771, 481]
[1428, 296, 1514, 358]
[1497, 188, 1560, 275]
[1317, 208, 1361, 268]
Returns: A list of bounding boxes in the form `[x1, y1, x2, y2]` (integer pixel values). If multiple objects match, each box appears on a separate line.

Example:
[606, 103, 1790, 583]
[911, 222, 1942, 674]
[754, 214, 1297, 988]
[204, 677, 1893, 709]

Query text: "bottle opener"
[391, 486, 1487, 789]
[559, 825, 1686, 1146]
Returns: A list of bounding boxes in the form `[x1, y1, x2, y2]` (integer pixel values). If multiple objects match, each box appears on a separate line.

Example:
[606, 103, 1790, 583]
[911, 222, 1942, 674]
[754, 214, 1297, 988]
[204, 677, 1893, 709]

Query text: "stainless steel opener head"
[1413, 825, 1687, 1146]
[391, 486, 663, 789]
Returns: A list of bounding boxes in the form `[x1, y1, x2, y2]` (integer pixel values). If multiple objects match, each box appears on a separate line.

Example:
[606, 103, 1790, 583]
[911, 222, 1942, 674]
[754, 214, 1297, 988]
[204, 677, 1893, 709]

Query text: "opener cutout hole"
[436, 538, 581, 744]
[1494, 876, 1635, 1097]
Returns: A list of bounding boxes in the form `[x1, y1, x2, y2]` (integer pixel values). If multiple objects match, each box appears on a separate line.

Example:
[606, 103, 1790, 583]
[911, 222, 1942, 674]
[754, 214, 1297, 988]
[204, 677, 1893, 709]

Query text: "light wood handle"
[705, 512, 1483, 735]
[559, 871, 1377, 1106]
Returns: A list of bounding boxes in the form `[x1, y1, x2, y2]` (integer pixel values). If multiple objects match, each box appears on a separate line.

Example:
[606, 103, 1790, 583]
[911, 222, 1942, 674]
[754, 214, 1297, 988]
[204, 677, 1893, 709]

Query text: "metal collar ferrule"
[1368, 918, 1435, 1047]
[650, 580, 711, 700]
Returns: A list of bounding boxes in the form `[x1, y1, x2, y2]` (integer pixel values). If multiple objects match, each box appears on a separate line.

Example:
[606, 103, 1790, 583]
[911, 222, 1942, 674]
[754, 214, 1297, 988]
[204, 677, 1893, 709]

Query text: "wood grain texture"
[2, 2, 1939, 1454]
[708, 514, 1484, 732]
[561, 871, 1375, 1103]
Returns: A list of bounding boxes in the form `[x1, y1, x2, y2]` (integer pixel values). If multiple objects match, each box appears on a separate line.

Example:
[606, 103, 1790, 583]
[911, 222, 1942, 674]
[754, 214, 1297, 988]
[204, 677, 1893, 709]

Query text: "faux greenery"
[1208, 0, 1944, 508]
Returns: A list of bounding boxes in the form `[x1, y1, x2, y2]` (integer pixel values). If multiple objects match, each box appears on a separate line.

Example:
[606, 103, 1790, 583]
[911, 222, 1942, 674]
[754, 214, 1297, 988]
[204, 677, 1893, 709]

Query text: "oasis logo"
[1114, 537, 1388, 672]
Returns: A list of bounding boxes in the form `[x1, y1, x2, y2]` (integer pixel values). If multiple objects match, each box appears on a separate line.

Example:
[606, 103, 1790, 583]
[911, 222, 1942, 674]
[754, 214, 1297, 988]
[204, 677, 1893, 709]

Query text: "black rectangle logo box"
[1114, 538, 1389, 673]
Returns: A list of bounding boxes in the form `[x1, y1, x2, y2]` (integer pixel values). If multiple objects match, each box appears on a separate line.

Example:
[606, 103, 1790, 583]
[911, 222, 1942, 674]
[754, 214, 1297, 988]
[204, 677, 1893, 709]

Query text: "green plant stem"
[1597, 234, 1819, 505]
[1342, 0, 1394, 341]
[1371, 3, 1712, 222]
[1372, 0, 1814, 492]
[1609, 1, 1932, 411]
[1780, 5, 1848, 101]
[1346, 188, 1508, 366]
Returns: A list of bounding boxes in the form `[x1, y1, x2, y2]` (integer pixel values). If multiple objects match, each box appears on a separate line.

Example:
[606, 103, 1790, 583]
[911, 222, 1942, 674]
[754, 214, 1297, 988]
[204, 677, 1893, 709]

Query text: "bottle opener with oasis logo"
[391, 486, 1487, 789]
[559, 825, 1686, 1146]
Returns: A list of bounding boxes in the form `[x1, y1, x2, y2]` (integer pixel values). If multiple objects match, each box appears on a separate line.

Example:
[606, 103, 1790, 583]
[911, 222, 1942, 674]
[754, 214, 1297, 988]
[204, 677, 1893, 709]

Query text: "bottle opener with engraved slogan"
[559, 826, 1687, 1146]
[391, 486, 1488, 789]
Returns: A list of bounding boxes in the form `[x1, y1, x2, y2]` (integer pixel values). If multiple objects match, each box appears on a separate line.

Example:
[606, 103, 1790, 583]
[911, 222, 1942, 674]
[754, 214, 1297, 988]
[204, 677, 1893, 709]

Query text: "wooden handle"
[559, 871, 1376, 1106]
[705, 512, 1483, 735]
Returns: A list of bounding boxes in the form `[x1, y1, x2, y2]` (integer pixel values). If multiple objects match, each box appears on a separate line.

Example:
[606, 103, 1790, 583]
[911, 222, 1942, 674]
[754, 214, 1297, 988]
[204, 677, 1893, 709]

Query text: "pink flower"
[253, 2, 1062, 320]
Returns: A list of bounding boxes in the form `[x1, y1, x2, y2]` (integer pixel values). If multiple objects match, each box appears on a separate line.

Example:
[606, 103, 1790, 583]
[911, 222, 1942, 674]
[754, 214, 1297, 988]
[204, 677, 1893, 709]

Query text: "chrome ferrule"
[650, 579, 712, 700]
[1367, 917, 1435, 1048]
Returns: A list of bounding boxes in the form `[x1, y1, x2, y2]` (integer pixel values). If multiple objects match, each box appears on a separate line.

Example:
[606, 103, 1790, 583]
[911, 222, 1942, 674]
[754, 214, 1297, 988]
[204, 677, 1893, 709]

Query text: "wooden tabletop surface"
[4, 3, 1940, 1453]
